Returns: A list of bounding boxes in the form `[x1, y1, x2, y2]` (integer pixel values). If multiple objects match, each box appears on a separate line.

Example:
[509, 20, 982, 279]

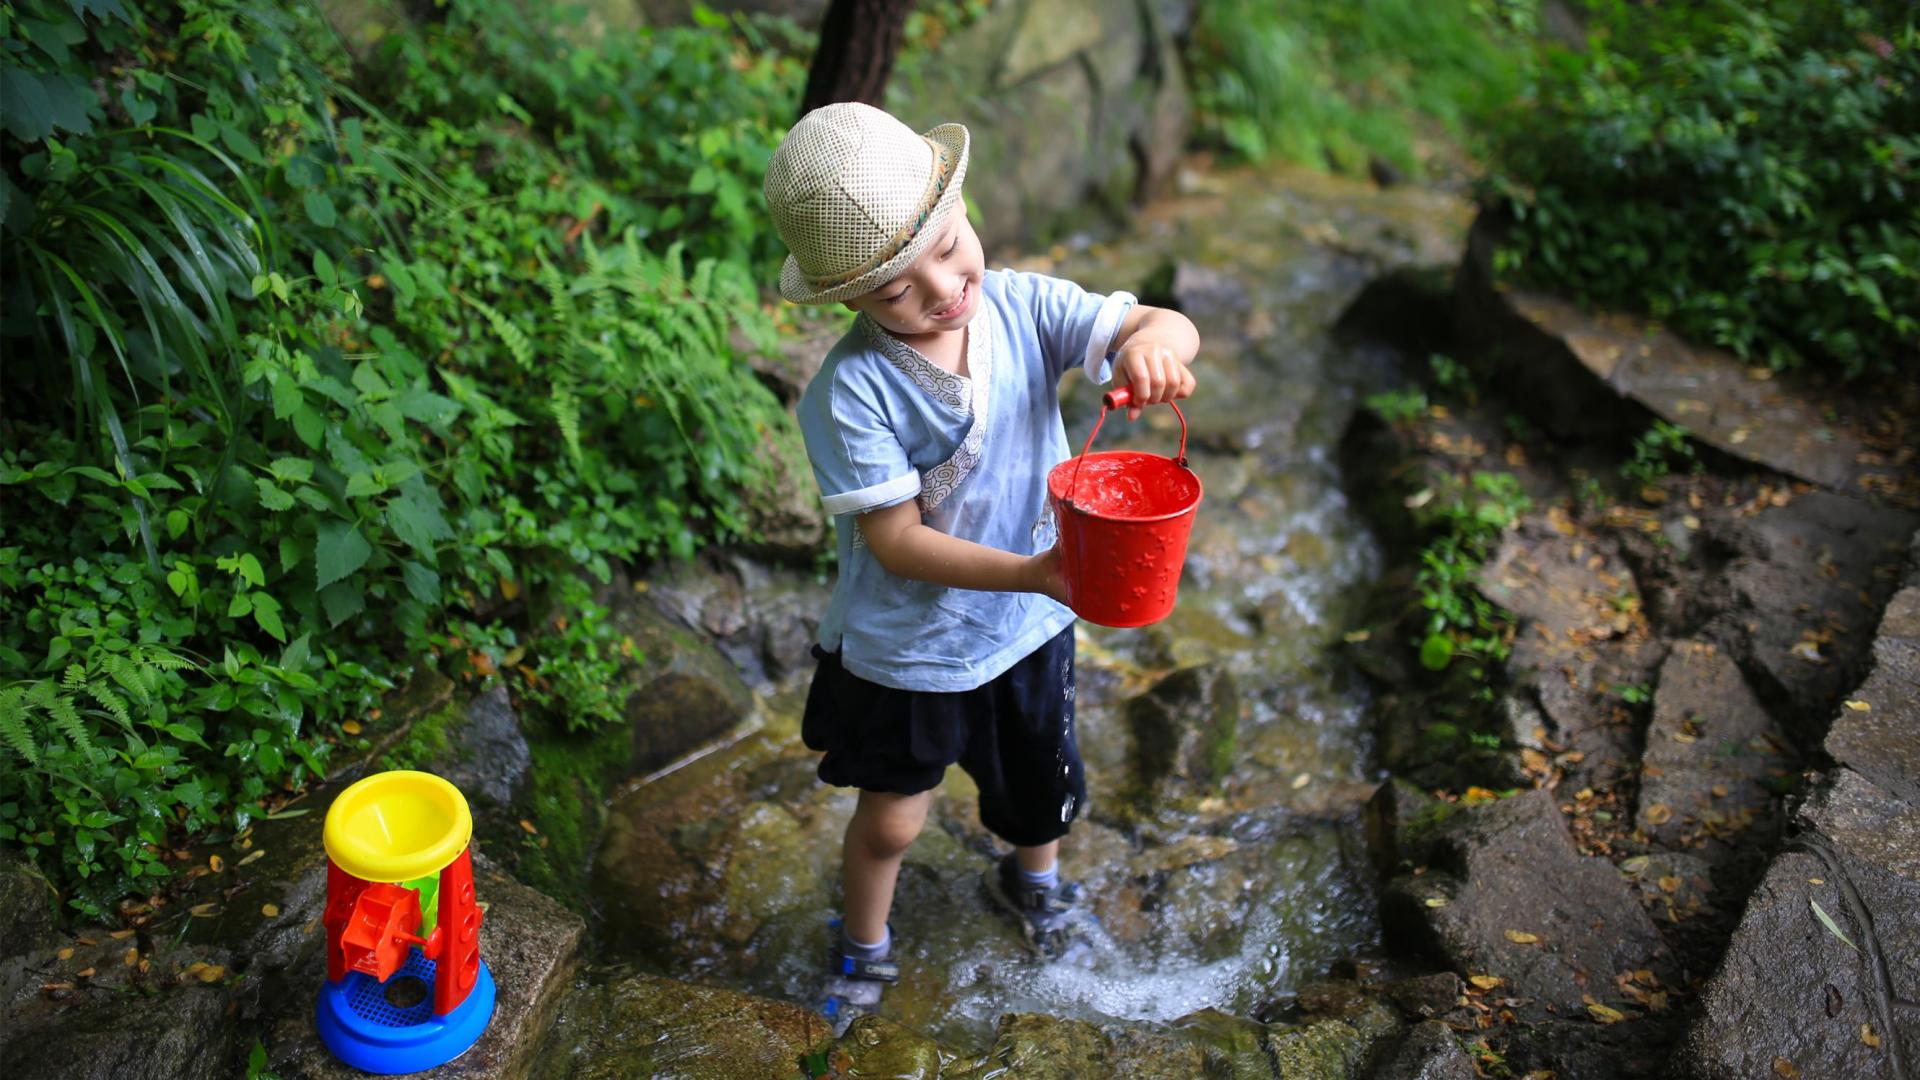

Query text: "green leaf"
[228, 591, 254, 618]
[255, 480, 294, 512]
[166, 509, 191, 539]
[291, 405, 325, 448]
[320, 580, 364, 626]
[280, 633, 311, 673]
[313, 521, 371, 590]
[313, 249, 336, 285]
[252, 595, 286, 643]
[1811, 899, 1857, 950]
[385, 492, 449, 559]
[268, 457, 313, 484]
[237, 553, 266, 588]
[303, 191, 336, 229]
[401, 562, 441, 604]
[1419, 633, 1455, 671]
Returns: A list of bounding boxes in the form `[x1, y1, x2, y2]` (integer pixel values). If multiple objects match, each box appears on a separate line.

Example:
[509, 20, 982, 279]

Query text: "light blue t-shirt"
[798, 268, 1136, 692]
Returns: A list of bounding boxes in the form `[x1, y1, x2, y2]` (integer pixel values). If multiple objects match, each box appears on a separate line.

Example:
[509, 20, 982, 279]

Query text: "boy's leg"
[842, 788, 933, 945]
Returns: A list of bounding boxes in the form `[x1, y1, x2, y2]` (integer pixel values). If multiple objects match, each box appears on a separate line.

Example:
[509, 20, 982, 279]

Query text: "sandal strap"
[832, 953, 900, 983]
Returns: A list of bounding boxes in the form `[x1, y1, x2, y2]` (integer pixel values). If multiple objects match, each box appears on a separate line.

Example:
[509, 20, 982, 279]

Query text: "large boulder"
[1378, 790, 1670, 1017]
[1368, 1020, 1476, 1080]
[0, 854, 57, 959]
[1679, 844, 1917, 1080]
[1456, 213, 1912, 502]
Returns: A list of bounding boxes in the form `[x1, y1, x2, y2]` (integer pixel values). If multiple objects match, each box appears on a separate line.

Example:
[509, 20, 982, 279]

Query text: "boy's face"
[843, 209, 985, 339]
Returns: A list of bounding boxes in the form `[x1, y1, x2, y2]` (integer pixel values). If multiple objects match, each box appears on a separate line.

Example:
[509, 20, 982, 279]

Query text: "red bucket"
[1047, 387, 1203, 628]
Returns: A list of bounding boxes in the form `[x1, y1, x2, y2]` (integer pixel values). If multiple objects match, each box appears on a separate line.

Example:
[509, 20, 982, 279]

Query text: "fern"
[0, 688, 42, 766]
[460, 293, 535, 369]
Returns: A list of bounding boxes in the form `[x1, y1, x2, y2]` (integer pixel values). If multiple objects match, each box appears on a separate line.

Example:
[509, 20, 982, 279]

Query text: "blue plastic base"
[316, 951, 495, 1075]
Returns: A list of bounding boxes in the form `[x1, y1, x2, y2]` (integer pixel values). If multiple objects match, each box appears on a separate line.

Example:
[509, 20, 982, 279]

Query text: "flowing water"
[577, 164, 1470, 1051]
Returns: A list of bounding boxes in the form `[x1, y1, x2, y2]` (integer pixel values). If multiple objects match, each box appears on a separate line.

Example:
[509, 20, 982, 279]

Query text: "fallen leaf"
[342, 719, 363, 735]
[1811, 899, 1857, 950]
[57, 947, 73, 961]
[1861, 1025, 1881, 1048]
[1587, 1002, 1626, 1024]
[1291, 773, 1312, 790]
[1773, 1058, 1798, 1078]
[1682, 514, 1701, 530]
[189, 903, 220, 918]
[1468, 975, 1504, 990]
[519, 819, 539, 834]
[194, 964, 226, 983]
[261, 903, 280, 918]
[1843, 700, 1870, 712]
[1643, 804, 1674, 826]
[1621, 856, 1650, 874]
[108, 929, 134, 940]
[208, 854, 224, 873]
[1711, 784, 1729, 798]
[1658, 876, 1681, 893]
[1342, 629, 1371, 644]
[75, 967, 95, 978]
[1505, 930, 1541, 945]
[499, 576, 521, 601]
[122, 948, 138, 967]
[238, 850, 265, 867]
[1425, 897, 1449, 908]
[40, 982, 75, 993]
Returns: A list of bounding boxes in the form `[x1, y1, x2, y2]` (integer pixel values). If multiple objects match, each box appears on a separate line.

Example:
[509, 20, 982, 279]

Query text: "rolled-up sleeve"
[1002, 269, 1135, 385]
[800, 371, 920, 517]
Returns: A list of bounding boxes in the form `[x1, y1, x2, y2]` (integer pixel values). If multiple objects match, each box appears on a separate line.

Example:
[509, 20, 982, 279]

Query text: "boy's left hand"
[1115, 338, 1197, 421]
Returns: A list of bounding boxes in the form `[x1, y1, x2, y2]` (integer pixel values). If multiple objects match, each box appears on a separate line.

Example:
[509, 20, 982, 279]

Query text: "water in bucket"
[1046, 387, 1203, 627]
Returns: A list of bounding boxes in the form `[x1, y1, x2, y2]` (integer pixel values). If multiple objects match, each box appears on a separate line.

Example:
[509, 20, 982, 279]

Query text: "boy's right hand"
[1025, 546, 1072, 607]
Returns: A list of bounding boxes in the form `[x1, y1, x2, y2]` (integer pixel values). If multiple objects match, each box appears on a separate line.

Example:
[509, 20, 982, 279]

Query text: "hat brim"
[778, 122, 971, 306]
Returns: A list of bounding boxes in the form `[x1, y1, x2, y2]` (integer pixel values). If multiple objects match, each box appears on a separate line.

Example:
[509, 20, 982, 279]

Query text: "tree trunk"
[799, 0, 917, 120]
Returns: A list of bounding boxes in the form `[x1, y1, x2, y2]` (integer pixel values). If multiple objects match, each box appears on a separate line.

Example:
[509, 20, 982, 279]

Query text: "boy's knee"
[853, 800, 927, 858]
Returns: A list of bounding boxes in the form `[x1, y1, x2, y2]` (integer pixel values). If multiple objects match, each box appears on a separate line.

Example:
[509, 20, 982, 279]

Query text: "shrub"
[1484, 1, 1919, 379]
[0, 0, 802, 917]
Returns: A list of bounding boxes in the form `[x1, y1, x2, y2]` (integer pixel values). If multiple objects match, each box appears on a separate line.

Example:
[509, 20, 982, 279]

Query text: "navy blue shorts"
[800, 625, 1085, 847]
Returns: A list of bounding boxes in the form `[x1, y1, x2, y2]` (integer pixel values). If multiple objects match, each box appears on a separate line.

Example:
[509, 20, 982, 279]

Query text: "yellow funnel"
[323, 771, 473, 884]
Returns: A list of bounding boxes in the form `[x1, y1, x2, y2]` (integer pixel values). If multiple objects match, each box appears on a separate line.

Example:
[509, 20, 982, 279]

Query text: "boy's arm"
[1107, 304, 1199, 421]
[858, 500, 1070, 604]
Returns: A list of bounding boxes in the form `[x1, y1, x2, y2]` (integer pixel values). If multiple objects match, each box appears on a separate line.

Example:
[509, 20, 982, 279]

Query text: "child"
[763, 102, 1199, 1024]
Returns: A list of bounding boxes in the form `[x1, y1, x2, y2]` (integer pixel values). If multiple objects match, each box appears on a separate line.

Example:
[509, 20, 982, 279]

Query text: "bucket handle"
[1063, 386, 1190, 510]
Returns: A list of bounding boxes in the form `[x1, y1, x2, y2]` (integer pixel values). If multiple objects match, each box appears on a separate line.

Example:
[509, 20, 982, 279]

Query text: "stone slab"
[1636, 641, 1792, 855]
[1825, 585, 1920, 805]
[1801, 768, 1920, 885]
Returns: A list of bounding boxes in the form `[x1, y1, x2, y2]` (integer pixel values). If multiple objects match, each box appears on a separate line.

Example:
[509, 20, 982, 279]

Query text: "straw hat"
[764, 102, 970, 305]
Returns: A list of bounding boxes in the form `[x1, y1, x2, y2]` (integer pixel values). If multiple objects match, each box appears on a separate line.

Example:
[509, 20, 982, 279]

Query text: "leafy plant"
[1366, 387, 1430, 426]
[1485, 2, 1919, 378]
[1622, 420, 1696, 486]
[1414, 471, 1530, 669]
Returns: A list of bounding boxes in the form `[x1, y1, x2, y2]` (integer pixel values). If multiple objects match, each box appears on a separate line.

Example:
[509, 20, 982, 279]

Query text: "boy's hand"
[1115, 337, 1197, 421]
[1024, 546, 1071, 607]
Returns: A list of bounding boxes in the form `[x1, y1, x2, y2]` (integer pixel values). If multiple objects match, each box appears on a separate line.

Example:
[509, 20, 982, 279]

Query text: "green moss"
[380, 700, 463, 773]
[507, 719, 633, 912]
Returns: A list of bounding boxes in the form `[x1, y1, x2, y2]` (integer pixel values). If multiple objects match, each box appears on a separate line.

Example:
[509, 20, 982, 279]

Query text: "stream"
[566, 164, 1470, 1052]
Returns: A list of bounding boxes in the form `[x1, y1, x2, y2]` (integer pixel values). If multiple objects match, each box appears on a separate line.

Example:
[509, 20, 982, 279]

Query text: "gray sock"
[840, 924, 890, 961]
[1019, 863, 1060, 890]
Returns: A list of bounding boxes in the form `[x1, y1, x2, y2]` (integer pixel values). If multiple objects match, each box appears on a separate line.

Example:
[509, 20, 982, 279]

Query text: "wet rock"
[1708, 491, 1915, 735]
[1364, 779, 1456, 880]
[1170, 261, 1250, 324]
[1171, 1007, 1273, 1078]
[1800, 768, 1920, 885]
[743, 419, 829, 563]
[0, 854, 56, 958]
[1381, 972, 1463, 1021]
[605, 585, 760, 774]
[0, 955, 240, 1080]
[1617, 850, 1716, 922]
[1502, 1017, 1676, 1080]
[641, 552, 829, 692]
[1369, 1019, 1476, 1080]
[1825, 584, 1920, 804]
[1122, 665, 1241, 815]
[1635, 642, 1792, 858]
[1265, 997, 1401, 1079]
[530, 974, 834, 1078]
[421, 684, 530, 814]
[1379, 790, 1669, 1017]
[1680, 848, 1918, 1080]
[986, 1011, 1220, 1078]
[265, 854, 585, 1080]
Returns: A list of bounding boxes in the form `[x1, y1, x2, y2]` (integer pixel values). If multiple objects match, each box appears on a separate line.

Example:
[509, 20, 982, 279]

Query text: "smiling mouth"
[930, 283, 968, 320]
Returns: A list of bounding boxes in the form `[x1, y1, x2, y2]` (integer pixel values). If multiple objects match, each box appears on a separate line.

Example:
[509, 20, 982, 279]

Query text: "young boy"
[763, 103, 1199, 1023]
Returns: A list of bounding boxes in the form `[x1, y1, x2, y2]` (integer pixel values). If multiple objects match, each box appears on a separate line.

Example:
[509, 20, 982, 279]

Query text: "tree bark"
[799, 0, 917, 120]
